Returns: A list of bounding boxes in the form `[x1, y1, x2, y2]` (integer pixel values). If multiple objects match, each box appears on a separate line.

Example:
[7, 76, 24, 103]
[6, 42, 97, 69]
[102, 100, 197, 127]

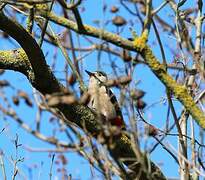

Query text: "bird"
[85, 70, 125, 130]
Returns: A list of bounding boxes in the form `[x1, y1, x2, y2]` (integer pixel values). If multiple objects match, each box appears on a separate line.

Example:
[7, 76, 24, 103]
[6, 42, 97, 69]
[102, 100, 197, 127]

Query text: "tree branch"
[0, 49, 31, 75]
[0, 10, 166, 179]
[0, 11, 63, 94]
[38, 10, 205, 129]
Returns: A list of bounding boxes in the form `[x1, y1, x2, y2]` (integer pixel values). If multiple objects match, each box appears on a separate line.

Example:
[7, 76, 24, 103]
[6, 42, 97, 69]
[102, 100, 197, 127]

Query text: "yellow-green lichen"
[0, 50, 11, 61]
[133, 31, 148, 51]
[121, 133, 131, 144]
[35, 4, 49, 10]
[141, 46, 166, 72]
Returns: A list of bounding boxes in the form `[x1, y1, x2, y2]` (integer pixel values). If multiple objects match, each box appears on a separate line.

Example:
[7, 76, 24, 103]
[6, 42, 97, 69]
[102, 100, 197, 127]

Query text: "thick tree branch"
[0, 49, 31, 75]
[0, 11, 63, 94]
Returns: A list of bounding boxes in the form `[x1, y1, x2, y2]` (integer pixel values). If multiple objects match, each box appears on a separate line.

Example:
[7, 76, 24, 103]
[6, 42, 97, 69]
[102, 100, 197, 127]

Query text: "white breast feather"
[88, 85, 116, 119]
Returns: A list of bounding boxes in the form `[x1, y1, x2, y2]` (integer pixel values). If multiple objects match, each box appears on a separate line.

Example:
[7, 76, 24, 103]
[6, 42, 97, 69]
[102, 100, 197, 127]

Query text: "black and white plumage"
[85, 70, 125, 129]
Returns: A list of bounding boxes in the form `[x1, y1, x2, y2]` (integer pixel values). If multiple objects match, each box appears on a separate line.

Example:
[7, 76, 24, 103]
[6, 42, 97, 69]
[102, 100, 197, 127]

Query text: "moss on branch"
[0, 49, 32, 75]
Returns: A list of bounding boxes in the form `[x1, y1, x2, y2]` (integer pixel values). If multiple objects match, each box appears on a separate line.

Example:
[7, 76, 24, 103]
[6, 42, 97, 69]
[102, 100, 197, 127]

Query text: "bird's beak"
[85, 70, 94, 76]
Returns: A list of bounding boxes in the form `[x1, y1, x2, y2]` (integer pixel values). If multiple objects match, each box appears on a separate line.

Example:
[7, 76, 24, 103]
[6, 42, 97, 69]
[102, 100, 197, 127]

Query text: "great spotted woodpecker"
[85, 70, 125, 130]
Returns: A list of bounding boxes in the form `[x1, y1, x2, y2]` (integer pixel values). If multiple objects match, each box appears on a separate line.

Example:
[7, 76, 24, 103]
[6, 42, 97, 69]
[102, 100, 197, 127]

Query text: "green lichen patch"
[133, 31, 148, 52]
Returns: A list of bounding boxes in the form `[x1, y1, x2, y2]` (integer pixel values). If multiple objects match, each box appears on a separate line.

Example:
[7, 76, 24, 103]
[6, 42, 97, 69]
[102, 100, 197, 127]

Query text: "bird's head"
[85, 70, 108, 84]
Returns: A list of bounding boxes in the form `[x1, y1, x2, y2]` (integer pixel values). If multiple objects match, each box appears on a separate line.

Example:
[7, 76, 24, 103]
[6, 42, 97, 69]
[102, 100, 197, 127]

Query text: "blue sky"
[0, 0, 204, 179]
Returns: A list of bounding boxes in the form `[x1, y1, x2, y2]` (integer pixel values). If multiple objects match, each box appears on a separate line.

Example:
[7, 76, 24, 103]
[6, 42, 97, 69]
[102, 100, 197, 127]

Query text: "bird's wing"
[106, 88, 126, 129]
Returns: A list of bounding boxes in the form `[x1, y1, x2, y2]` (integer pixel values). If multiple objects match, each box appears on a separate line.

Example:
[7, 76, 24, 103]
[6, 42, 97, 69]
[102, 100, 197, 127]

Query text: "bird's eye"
[98, 74, 102, 76]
